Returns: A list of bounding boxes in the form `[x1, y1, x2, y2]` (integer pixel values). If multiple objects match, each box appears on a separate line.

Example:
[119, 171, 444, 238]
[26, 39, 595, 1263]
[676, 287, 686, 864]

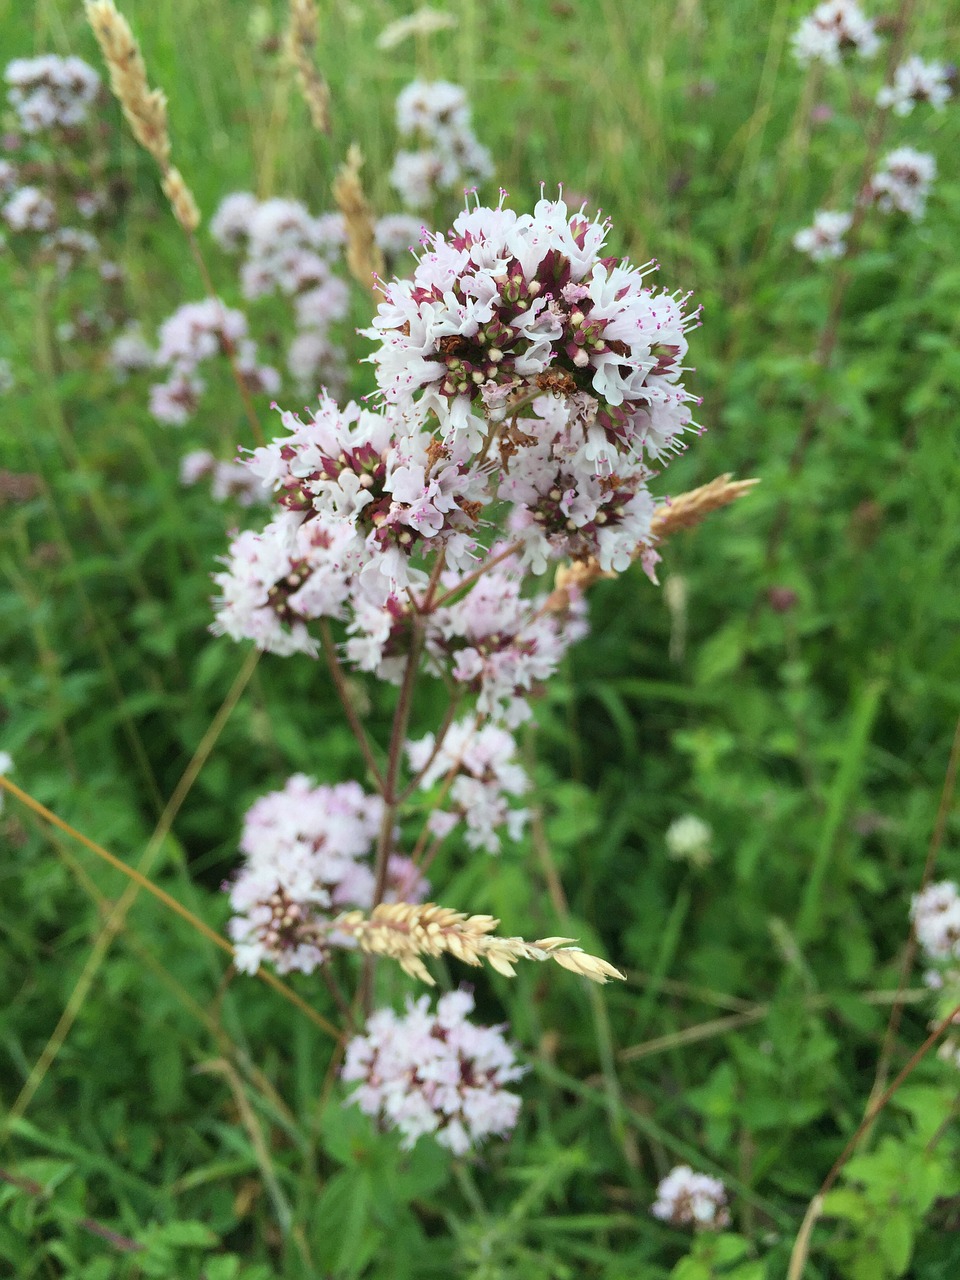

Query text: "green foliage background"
[1, 0, 959, 1276]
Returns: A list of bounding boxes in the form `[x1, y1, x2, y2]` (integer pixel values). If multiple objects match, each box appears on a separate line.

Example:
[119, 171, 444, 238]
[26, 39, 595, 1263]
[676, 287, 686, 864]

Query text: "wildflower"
[910, 882, 960, 963]
[866, 147, 936, 220]
[407, 718, 530, 853]
[211, 511, 358, 656]
[877, 56, 953, 115]
[665, 815, 713, 868]
[791, 0, 880, 67]
[5, 55, 101, 133]
[792, 209, 852, 262]
[227, 775, 386, 974]
[342, 990, 523, 1153]
[150, 299, 279, 425]
[389, 80, 493, 211]
[652, 1165, 731, 1230]
[2, 185, 56, 233]
[109, 325, 153, 376]
[368, 194, 699, 467]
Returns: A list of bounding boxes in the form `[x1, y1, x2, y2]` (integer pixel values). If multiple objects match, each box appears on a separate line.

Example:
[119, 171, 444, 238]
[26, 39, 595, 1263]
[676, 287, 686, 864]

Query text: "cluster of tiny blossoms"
[2, 56, 125, 316]
[909, 881, 960, 1070]
[180, 449, 271, 507]
[214, 195, 695, 1151]
[791, 0, 879, 67]
[5, 55, 101, 134]
[210, 193, 351, 396]
[390, 80, 493, 212]
[791, 8, 949, 260]
[342, 990, 523, 1153]
[227, 775, 427, 975]
[149, 298, 279, 426]
[651, 1165, 731, 1231]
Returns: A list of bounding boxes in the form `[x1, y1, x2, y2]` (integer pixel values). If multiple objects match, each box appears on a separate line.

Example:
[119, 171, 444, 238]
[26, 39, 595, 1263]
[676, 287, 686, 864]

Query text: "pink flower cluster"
[369, 195, 699, 466]
[210, 193, 349, 396]
[149, 298, 280, 426]
[227, 775, 427, 974]
[406, 718, 530, 854]
[5, 55, 100, 133]
[390, 80, 493, 212]
[342, 989, 523, 1153]
[651, 1165, 731, 1231]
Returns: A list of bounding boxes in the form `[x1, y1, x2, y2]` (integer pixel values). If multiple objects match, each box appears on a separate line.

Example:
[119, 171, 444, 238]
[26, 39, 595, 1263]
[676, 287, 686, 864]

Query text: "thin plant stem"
[864, 714, 960, 1115]
[360, 619, 425, 1012]
[318, 620, 385, 792]
[397, 691, 465, 804]
[786, 998, 960, 1280]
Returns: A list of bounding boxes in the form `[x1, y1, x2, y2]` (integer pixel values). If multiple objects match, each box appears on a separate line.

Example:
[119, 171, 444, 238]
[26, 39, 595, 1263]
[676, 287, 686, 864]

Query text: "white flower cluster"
[109, 325, 154, 377]
[866, 147, 937, 221]
[911, 882, 960, 967]
[2, 184, 55, 233]
[342, 989, 523, 1154]
[227, 774, 427, 975]
[210, 192, 350, 397]
[179, 449, 271, 507]
[665, 814, 713, 868]
[792, 209, 852, 262]
[5, 55, 100, 133]
[651, 1165, 731, 1231]
[149, 298, 280, 426]
[369, 196, 699, 468]
[791, 0, 879, 67]
[877, 57, 953, 116]
[390, 80, 493, 212]
[407, 718, 530, 854]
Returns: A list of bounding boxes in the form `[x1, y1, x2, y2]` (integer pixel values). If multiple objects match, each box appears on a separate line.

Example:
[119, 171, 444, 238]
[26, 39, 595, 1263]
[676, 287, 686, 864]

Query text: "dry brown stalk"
[333, 144, 384, 299]
[333, 902, 625, 987]
[287, 0, 331, 134]
[85, 0, 200, 230]
[544, 473, 759, 611]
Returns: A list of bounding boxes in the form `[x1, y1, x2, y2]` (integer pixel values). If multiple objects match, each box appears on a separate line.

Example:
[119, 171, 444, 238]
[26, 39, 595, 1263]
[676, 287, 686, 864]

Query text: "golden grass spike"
[332, 901, 624, 986]
[161, 167, 200, 233]
[650, 474, 760, 540]
[86, 0, 202, 231]
[288, 0, 331, 134]
[333, 144, 385, 300]
[85, 0, 170, 167]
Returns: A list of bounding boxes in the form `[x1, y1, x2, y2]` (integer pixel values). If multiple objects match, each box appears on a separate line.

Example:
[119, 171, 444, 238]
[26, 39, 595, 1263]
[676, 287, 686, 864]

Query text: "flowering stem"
[431, 540, 525, 610]
[318, 620, 385, 792]
[360, 619, 425, 1012]
[396, 691, 465, 804]
[764, 0, 919, 570]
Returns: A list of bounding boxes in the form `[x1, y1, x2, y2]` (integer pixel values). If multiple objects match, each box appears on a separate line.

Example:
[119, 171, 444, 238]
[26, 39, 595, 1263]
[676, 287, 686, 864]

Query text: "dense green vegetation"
[1, 1, 959, 1276]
